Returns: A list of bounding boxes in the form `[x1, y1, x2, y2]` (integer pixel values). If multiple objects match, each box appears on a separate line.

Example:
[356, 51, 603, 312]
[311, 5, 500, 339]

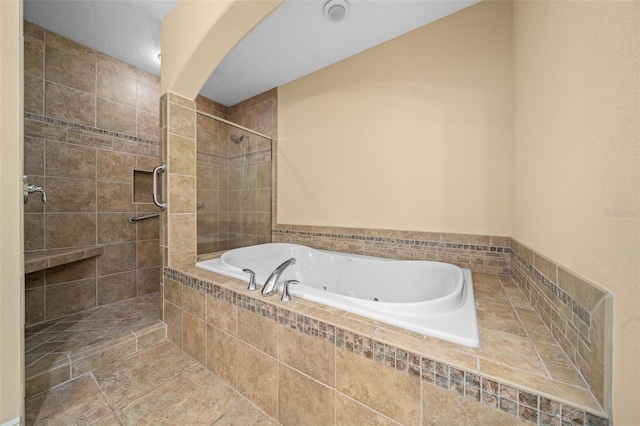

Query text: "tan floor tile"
[536, 341, 589, 388]
[118, 365, 241, 425]
[472, 273, 510, 305]
[460, 328, 547, 376]
[93, 413, 122, 425]
[71, 337, 137, 377]
[215, 399, 277, 425]
[498, 275, 533, 308]
[93, 341, 196, 408]
[26, 352, 69, 377]
[477, 302, 527, 337]
[516, 308, 557, 344]
[25, 375, 112, 425]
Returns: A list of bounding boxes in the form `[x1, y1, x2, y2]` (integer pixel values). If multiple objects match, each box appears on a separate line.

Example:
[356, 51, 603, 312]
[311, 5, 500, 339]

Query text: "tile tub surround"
[163, 263, 608, 425]
[23, 20, 162, 324]
[24, 292, 164, 398]
[510, 239, 613, 413]
[272, 224, 511, 275]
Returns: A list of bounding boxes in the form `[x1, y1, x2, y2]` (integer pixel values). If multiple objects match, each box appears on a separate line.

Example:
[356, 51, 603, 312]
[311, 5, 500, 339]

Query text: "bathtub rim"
[195, 244, 480, 347]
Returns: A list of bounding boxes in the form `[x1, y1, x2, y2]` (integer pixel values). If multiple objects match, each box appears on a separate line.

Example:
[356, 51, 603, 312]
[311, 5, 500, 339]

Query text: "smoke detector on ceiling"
[323, 0, 350, 23]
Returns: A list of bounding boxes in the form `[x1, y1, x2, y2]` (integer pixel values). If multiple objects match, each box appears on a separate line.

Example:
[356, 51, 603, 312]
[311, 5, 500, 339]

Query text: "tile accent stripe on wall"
[164, 266, 608, 426]
[512, 250, 591, 345]
[273, 226, 511, 274]
[510, 239, 612, 412]
[25, 112, 160, 154]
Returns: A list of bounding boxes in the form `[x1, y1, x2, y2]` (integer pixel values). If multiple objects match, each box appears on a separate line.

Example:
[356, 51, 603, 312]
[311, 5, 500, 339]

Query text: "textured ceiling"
[24, 0, 478, 107]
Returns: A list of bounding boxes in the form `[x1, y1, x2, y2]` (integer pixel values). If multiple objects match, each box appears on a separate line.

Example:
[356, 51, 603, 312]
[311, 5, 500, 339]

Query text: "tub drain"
[373, 297, 379, 302]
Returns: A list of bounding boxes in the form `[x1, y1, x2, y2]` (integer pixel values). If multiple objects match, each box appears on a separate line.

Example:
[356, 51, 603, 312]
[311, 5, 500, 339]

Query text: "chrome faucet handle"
[23, 175, 47, 204]
[26, 184, 47, 203]
[242, 268, 257, 291]
[281, 280, 299, 303]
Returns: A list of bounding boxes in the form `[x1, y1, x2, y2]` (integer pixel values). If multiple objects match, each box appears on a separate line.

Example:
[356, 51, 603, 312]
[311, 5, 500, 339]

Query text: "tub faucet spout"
[261, 257, 297, 296]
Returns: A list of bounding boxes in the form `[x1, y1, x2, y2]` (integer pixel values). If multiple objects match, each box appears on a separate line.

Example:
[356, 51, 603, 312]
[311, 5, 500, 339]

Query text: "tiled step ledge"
[166, 263, 608, 425]
[24, 246, 104, 274]
[25, 321, 166, 398]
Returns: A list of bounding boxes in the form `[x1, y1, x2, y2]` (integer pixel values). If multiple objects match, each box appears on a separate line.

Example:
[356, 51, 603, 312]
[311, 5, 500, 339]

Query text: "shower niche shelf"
[24, 245, 104, 274]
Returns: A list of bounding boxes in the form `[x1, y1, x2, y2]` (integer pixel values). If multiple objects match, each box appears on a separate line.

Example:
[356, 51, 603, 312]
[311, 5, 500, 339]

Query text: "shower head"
[230, 134, 244, 144]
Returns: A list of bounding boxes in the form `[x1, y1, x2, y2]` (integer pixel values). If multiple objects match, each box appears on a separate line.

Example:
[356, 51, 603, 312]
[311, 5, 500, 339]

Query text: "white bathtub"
[196, 243, 480, 347]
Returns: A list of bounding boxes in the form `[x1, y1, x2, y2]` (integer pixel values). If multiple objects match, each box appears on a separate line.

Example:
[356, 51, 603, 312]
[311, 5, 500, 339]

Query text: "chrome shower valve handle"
[23, 175, 47, 204]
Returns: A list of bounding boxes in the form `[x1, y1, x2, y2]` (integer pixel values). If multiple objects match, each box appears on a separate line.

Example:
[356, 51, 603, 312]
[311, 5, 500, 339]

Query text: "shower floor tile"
[25, 340, 277, 426]
[25, 292, 161, 365]
[24, 292, 165, 397]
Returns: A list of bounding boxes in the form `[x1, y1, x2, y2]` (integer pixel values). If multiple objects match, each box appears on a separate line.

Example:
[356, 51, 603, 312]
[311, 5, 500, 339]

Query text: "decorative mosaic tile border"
[510, 239, 611, 413]
[164, 267, 608, 426]
[196, 151, 229, 168]
[274, 229, 510, 252]
[197, 149, 272, 169]
[512, 250, 591, 347]
[273, 227, 512, 275]
[24, 112, 159, 156]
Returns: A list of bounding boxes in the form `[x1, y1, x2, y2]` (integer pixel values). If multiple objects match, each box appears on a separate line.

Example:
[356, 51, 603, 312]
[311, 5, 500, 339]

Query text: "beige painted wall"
[512, 1, 639, 423]
[0, 0, 24, 423]
[161, 0, 283, 100]
[278, 1, 513, 236]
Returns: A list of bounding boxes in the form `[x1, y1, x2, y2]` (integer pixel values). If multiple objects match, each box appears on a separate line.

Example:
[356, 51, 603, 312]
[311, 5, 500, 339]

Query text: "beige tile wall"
[229, 90, 278, 237]
[164, 93, 197, 267]
[510, 239, 612, 411]
[273, 225, 512, 274]
[23, 21, 161, 324]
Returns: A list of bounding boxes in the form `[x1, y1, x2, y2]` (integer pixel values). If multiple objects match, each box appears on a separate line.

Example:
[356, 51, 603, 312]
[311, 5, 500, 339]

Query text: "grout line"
[90, 371, 123, 424]
[496, 274, 552, 380]
[168, 267, 609, 423]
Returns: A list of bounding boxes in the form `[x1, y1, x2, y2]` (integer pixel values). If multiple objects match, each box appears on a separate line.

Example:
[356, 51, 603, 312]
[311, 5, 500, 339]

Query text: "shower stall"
[196, 111, 273, 254]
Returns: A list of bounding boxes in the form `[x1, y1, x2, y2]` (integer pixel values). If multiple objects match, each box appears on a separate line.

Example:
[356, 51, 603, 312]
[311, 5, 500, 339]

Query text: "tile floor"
[25, 292, 164, 398]
[25, 340, 277, 425]
[25, 292, 162, 362]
